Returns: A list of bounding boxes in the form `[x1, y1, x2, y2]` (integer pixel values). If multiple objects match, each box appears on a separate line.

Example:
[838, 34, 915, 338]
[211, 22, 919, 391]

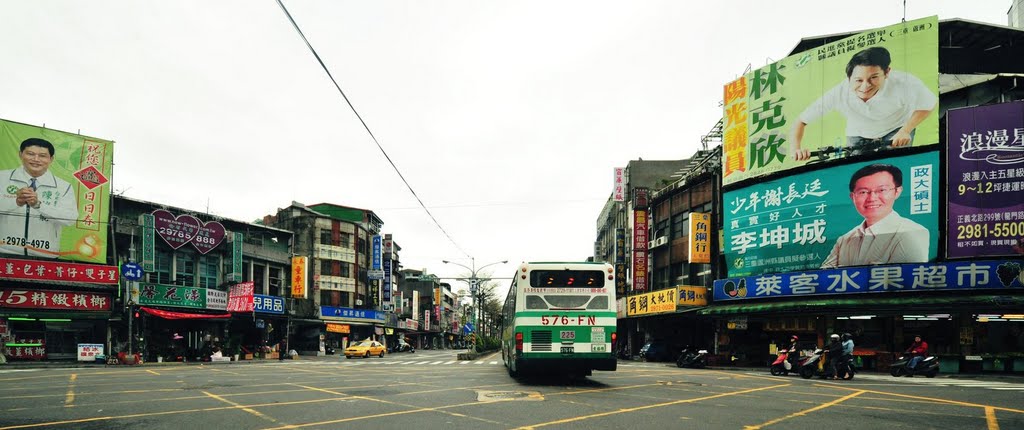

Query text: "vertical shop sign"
[141, 213, 155, 272]
[291, 256, 307, 299]
[613, 167, 626, 201]
[614, 228, 626, 295]
[372, 235, 382, 271]
[689, 212, 711, 263]
[382, 259, 392, 302]
[232, 232, 243, 282]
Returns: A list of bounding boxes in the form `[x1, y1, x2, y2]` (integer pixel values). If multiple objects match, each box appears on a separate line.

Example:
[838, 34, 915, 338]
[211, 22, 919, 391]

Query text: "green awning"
[697, 294, 1024, 316]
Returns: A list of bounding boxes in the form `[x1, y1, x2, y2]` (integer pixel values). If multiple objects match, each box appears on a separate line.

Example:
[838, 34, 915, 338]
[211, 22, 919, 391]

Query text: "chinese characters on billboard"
[724, 151, 939, 277]
[946, 101, 1024, 258]
[0, 119, 114, 263]
[689, 212, 711, 263]
[722, 16, 939, 186]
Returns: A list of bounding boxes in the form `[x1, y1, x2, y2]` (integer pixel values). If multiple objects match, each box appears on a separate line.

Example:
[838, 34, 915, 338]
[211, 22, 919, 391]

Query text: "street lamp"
[442, 258, 507, 351]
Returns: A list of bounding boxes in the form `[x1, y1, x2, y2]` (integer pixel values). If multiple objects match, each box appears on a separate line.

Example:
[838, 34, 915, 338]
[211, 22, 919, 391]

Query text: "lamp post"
[442, 258, 507, 352]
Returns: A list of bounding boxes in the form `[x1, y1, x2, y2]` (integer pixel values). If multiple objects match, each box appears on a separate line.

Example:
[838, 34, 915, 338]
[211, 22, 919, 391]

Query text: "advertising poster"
[722, 16, 938, 186]
[631, 209, 648, 291]
[0, 119, 114, 263]
[946, 101, 1024, 258]
[724, 151, 939, 277]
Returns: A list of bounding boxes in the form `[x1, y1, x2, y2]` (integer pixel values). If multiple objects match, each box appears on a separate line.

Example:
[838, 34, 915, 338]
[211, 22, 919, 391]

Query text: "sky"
[0, 0, 1012, 298]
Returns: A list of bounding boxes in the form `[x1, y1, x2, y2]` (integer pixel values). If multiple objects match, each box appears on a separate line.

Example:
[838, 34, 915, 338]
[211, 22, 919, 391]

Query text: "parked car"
[639, 341, 676, 362]
[344, 340, 386, 359]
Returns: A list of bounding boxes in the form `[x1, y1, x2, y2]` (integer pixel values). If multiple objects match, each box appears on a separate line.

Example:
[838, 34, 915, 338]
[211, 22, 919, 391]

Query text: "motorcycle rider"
[839, 333, 855, 377]
[826, 334, 843, 379]
[785, 335, 800, 367]
[905, 335, 929, 375]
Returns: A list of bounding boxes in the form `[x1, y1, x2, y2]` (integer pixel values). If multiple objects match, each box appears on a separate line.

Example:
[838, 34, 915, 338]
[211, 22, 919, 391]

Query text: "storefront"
[131, 283, 231, 362]
[707, 259, 1024, 372]
[320, 305, 385, 351]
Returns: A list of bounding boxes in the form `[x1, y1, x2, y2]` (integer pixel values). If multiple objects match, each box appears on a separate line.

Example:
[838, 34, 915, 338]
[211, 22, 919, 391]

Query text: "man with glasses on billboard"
[790, 46, 937, 161]
[821, 164, 928, 268]
[0, 138, 79, 258]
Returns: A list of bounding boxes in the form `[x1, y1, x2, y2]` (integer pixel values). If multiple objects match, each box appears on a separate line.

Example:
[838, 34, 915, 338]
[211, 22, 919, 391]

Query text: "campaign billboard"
[724, 151, 939, 277]
[947, 101, 1024, 258]
[722, 16, 938, 186]
[0, 119, 114, 263]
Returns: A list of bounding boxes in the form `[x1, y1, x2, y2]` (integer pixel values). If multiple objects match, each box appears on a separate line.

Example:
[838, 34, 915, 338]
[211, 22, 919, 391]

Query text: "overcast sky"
[0, 0, 1011, 297]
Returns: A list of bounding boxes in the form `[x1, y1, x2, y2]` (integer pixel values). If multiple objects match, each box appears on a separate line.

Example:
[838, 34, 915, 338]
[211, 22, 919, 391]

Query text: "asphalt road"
[1, 350, 1022, 429]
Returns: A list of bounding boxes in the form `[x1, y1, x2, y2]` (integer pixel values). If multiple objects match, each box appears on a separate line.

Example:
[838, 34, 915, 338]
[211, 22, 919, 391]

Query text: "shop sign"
[8, 337, 45, 359]
[405, 319, 419, 330]
[326, 323, 350, 334]
[254, 294, 285, 314]
[0, 288, 111, 311]
[689, 213, 711, 264]
[133, 284, 213, 310]
[728, 317, 748, 330]
[613, 167, 625, 202]
[626, 288, 675, 317]
[320, 306, 385, 323]
[227, 282, 255, 312]
[0, 318, 8, 336]
[676, 285, 708, 307]
[371, 235, 382, 271]
[77, 343, 103, 361]
[632, 209, 648, 291]
[206, 289, 227, 310]
[291, 256, 307, 299]
[713, 259, 1024, 301]
[383, 259, 392, 302]
[0, 257, 119, 285]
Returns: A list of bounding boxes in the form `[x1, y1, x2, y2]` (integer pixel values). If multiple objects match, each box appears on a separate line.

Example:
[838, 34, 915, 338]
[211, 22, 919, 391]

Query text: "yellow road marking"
[707, 369, 787, 383]
[743, 390, 865, 429]
[146, 370, 160, 375]
[547, 383, 662, 396]
[513, 384, 788, 429]
[203, 391, 278, 424]
[286, 384, 506, 427]
[986, 406, 1000, 430]
[63, 374, 76, 407]
[824, 385, 1024, 414]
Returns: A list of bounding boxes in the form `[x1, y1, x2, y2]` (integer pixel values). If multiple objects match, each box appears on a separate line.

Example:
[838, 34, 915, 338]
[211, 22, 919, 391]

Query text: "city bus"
[501, 262, 617, 377]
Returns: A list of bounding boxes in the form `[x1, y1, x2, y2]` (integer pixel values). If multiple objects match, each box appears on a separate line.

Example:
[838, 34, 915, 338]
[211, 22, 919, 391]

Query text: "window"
[155, 249, 173, 284]
[339, 262, 351, 278]
[340, 232, 352, 248]
[320, 259, 336, 277]
[655, 219, 669, 240]
[253, 264, 266, 293]
[357, 237, 367, 254]
[269, 267, 282, 297]
[174, 251, 196, 286]
[671, 213, 686, 239]
[198, 255, 219, 288]
[320, 230, 334, 246]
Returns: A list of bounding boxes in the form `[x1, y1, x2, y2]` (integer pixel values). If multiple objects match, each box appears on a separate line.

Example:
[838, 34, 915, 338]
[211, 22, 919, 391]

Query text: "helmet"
[790, 335, 799, 341]
[830, 334, 840, 340]
[842, 333, 852, 340]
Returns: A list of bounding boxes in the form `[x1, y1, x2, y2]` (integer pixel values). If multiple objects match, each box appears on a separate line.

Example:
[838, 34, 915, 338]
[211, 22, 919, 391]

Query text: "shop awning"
[698, 295, 1024, 316]
[140, 307, 231, 320]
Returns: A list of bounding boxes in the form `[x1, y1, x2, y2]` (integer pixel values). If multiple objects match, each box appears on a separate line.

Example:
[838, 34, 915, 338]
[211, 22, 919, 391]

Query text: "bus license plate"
[560, 330, 575, 341]
[560, 346, 574, 354]
[593, 344, 606, 352]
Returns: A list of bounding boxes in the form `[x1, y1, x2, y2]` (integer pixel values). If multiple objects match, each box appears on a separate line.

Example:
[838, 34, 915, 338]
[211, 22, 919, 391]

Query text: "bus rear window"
[529, 270, 605, 288]
[525, 295, 608, 310]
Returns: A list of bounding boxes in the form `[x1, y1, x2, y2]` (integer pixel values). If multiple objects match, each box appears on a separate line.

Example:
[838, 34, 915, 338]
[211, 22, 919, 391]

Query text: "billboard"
[714, 259, 1024, 301]
[677, 285, 708, 307]
[631, 209, 648, 291]
[722, 16, 939, 186]
[0, 119, 114, 263]
[947, 101, 1024, 258]
[625, 288, 675, 317]
[724, 151, 939, 277]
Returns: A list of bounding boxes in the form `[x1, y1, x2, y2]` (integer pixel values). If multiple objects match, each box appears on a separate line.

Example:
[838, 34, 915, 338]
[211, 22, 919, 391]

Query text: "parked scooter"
[890, 354, 939, 378]
[676, 346, 707, 368]
[770, 348, 795, 376]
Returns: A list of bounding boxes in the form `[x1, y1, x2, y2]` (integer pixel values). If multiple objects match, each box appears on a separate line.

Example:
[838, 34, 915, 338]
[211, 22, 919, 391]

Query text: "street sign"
[463, 322, 475, 334]
[367, 269, 384, 280]
[121, 262, 144, 282]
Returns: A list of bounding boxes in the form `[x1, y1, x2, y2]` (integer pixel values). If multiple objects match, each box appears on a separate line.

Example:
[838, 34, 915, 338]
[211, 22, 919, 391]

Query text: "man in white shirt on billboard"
[790, 46, 937, 160]
[0, 138, 79, 258]
[821, 164, 929, 268]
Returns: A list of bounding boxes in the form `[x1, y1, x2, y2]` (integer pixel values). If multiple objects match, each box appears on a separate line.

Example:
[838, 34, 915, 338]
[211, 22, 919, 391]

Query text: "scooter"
[835, 355, 856, 380]
[890, 354, 939, 378]
[676, 346, 707, 368]
[770, 347, 795, 376]
[797, 348, 828, 379]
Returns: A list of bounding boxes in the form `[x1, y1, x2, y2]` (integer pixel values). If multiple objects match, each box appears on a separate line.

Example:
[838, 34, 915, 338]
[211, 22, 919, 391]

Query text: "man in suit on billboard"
[0, 138, 79, 258]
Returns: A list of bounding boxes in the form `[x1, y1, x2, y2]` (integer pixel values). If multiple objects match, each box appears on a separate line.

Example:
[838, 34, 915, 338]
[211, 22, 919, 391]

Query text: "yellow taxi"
[344, 340, 386, 359]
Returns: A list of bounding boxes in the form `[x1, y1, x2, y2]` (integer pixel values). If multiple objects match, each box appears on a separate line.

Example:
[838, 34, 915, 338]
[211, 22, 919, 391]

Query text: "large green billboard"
[724, 151, 939, 277]
[722, 16, 938, 186]
[0, 119, 114, 263]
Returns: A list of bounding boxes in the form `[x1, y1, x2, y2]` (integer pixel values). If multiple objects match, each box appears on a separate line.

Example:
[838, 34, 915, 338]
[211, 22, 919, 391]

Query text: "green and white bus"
[501, 261, 617, 377]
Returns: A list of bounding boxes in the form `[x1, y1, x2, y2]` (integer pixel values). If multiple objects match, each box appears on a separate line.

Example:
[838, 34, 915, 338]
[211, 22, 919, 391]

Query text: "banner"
[714, 259, 1024, 301]
[632, 209, 648, 291]
[614, 228, 626, 295]
[0, 119, 114, 263]
[724, 151, 939, 277]
[947, 101, 1024, 258]
[722, 16, 939, 186]
[689, 212, 711, 263]
[677, 285, 708, 307]
[0, 288, 111, 311]
[291, 256, 307, 298]
[227, 281, 255, 312]
[626, 288, 676, 317]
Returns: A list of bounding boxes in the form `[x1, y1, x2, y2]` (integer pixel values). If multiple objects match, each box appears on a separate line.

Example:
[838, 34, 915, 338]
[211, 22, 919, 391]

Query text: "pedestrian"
[278, 337, 287, 361]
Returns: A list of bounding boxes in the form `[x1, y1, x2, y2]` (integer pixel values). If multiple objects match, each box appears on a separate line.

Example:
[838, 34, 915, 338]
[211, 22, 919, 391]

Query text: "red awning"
[140, 307, 231, 320]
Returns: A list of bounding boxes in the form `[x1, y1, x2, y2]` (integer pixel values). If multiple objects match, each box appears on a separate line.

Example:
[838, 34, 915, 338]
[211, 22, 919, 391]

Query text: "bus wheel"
[508, 357, 519, 378]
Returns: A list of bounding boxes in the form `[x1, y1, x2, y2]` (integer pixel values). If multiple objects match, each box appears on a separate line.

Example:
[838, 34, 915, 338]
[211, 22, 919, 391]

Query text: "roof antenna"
[902, 0, 906, 23]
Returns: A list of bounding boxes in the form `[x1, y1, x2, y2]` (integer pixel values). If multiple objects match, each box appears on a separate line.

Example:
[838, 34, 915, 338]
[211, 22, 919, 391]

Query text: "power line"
[275, 0, 469, 258]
